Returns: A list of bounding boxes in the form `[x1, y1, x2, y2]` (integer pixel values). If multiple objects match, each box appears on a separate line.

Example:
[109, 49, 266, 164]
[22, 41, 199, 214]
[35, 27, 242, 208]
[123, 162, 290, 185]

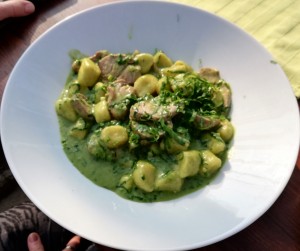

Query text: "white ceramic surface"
[1, 1, 299, 250]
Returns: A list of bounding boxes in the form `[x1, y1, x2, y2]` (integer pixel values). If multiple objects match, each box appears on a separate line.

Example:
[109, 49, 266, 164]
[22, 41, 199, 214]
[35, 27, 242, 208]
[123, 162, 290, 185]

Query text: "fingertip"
[24, 1, 35, 15]
[27, 232, 44, 251]
[66, 235, 81, 247]
[0, 0, 36, 21]
[28, 232, 39, 243]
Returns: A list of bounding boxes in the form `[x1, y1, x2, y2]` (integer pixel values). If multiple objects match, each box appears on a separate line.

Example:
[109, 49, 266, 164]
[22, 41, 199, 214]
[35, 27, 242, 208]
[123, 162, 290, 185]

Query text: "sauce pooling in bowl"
[55, 50, 234, 202]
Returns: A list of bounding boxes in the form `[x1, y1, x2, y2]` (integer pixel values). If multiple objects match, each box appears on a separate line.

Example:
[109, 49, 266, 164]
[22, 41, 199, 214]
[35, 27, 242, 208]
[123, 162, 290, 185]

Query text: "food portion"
[55, 49, 234, 202]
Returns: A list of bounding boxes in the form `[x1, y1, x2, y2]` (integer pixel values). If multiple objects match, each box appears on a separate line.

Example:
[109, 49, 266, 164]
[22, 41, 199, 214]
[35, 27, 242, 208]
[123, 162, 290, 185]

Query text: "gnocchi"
[56, 49, 234, 202]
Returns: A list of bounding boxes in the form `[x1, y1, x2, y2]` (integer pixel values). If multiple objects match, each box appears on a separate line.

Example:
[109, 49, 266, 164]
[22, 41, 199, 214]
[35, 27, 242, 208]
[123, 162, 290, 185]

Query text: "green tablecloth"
[171, 0, 300, 98]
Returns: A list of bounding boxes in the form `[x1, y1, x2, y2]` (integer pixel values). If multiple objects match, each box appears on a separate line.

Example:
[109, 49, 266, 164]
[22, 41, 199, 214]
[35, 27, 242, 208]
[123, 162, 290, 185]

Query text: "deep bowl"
[1, 1, 299, 250]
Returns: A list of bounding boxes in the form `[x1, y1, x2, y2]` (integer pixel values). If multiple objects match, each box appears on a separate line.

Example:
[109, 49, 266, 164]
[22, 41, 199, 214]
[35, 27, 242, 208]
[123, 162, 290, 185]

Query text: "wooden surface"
[0, 1, 300, 250]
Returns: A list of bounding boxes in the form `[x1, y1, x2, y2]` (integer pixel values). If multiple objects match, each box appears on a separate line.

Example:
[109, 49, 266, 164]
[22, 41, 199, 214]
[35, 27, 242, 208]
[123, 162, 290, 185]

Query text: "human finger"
[27, 232, 45, 251]
[0, 0, 35, 21]
[62, 235, 81, 251]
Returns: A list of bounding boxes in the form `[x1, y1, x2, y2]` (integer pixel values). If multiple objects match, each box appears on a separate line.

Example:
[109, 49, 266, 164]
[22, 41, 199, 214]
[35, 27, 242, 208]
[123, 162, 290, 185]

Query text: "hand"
[0, 0, 35, 21]
[27, 232, 81, 251]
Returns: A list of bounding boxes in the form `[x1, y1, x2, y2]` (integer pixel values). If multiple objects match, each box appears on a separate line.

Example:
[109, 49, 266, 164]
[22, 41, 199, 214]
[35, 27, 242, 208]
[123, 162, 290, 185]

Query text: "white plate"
[1, 1, 299, 250]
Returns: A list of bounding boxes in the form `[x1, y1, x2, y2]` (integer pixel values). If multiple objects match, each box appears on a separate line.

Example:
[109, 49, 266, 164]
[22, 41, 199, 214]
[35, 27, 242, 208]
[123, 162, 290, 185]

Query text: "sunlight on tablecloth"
[171, 0, 300, 98]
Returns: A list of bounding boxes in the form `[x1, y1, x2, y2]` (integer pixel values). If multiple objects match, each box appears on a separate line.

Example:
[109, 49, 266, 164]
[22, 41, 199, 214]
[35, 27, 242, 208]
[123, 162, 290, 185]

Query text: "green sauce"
[56, 50, 234, 203]
[59, 116, 223, 202]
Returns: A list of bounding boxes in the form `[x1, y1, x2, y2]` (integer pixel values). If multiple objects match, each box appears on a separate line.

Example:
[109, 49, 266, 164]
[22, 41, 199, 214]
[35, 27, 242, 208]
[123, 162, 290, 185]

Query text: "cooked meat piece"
[98, 54, 127, 80]
[107, 83, 135, 104]
[218, 82, 231, 108]
[199, 68, 220, 84]
[72, 93, 94, 120]
[130, 99, 180, 122]
[193, 114, 220, 130]
[107, 83, 136, 120]
[89, 50, 109, 62]
[130, 121, 165, 140]
[116, 65, 141, 85]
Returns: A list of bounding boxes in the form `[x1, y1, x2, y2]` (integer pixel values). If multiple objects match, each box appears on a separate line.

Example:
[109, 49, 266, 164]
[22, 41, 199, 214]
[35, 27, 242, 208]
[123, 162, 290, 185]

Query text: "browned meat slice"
[193, 114, 220, 130]
[72, 93, 94, 120]
[130, 121, 165, 140]
[199, 68, 220, 84]
[218, 82, 231, 108]
[98, 54, 127, 80]
[107, 83, 136, 120]
[130, 99, 180, 122]
[89, 50, 109, 62]
[116, 65, 141, 85]
[107, 83, 135, 104]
